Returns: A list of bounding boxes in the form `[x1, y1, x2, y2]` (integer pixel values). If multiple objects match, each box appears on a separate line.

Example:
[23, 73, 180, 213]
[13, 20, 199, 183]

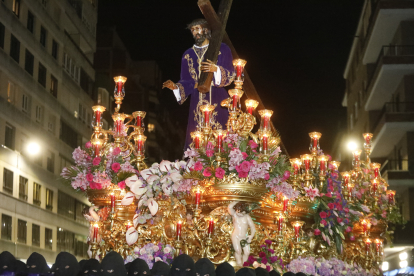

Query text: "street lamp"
[381, 262, 389, 271]
[26, 142, 40, 155]
[347, 141, 358, 151]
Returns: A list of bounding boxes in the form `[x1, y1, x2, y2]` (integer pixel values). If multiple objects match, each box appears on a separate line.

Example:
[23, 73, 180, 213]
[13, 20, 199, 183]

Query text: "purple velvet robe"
[176, 43, 235, 150]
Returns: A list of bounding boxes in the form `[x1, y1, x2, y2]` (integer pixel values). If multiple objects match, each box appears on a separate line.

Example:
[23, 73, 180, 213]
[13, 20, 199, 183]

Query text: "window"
[32, 224, 40, 247]
[35, 105, 43, 123]
[22, 94, 29, 113]
[46, 188, 53, 210]
[27, 11, 34, 33]
[48, 114, 56, 134]
[33, 182, 41, 206]
[38, 62, 46, 87]
[52, 40, 58, 60]
[60, 120, 78, 148]
[1, 214, 12, 240]
[50, 75, 58, 98]
[78, 103, 86, 123]
[40, 26, 47, 47]
[75, 201, 88, 224]
[47, 151, 54, 173]
[25, 50, 34, 76]
[0, 22, 4, 49]
[13, 0, 20, 17]
[57, 228, 75, 253]
[3, 168, 13, 195]
[17, 219, 27, 243]
[45, 228, 52, 249]
[58, 192, 75, 219]
[10, 35, 20, 63]
[19, 176, 28, 201]
[5, 123, 15, 150]
[7, 82, 15, 104]
[59, 155, 73, 174]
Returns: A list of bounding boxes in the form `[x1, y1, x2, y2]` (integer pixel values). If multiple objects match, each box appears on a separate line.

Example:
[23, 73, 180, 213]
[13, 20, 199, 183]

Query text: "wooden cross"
[197, 0, 289, 156]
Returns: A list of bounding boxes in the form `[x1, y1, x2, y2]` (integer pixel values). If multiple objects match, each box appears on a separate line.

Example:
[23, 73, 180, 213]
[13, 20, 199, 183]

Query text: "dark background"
[98, 0, 363, 158]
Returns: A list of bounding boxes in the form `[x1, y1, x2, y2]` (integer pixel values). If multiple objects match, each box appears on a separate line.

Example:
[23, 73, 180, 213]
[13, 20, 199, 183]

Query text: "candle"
[113, 76, 127, 96]
[365, 239, 371, 252]
[371, 179, 378, 194]
[176, 221, 182, 239]
[263, 135, 268, 152]
[195, 136, 200, 149]
[136, 116, 142, 127]
[283, 197, 288, 212]
[195, 190, 201, 206]
[277, 216, 284, 233]
[233, 59, 246, 79]
[116, 120, 122, 134]
[95, 111, 101, 124]
[363, 133, 373, 145]
[110, 193, 115, 210]
[117, 81, 123, 94]
[137, 139, 143, 153]
[362, 220, 368, 234]
[375, 239, 381, 253]
[353, 150, 361, 162]
[387, 191, 395, 204]
[319, 157, 326, 172]
[92, 106, 105, 127]
[93, 224, 99, 242]
[94, 143, 100, 157]
[294, 224, 300, 239]
[208, 219, 214, 235]
[258, 110, 273, 131]
[290, 158, 301, 175]
[232, 95, 238, 109]
[217, 134, 223, 150]
[313, 138, 318, 149]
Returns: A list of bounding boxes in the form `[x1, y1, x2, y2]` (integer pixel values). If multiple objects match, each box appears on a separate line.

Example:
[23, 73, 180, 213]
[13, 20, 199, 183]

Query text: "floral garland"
[183, 134, 293, 195]
[60, 142, 136, 190]
[288, 256, 379, 276]
[243, 240, 285, 274]
[125, 243, 175, 269]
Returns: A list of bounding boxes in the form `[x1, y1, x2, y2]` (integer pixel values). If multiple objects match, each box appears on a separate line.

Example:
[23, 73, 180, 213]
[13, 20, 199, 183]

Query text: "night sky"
[98, 0, 363, 158]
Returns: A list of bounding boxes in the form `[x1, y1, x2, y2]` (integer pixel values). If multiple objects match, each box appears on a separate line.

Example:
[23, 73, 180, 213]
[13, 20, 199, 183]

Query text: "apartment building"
[343, 0, 414, 270]
[0, 0, 97, 262]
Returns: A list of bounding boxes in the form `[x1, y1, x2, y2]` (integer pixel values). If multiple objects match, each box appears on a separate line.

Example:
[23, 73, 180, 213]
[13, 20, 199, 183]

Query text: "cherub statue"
[228, 201, 257, 266]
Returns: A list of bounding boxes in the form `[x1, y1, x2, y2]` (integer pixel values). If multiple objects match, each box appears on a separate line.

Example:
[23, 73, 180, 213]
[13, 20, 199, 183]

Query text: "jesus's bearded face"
[191, 25, 209, 46]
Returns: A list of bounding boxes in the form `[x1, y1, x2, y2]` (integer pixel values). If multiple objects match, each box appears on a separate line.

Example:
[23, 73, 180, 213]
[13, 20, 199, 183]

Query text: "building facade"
[343, 0, 414, 270]
[0, 0, 97, 263]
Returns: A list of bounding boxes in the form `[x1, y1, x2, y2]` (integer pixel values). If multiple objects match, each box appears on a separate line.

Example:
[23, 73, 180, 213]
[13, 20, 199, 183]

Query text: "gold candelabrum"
[83, 64, 393, 272]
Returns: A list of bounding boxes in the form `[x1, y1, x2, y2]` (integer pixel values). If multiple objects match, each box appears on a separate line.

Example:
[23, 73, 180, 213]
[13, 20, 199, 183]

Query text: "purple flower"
[265, 239, 272, 245]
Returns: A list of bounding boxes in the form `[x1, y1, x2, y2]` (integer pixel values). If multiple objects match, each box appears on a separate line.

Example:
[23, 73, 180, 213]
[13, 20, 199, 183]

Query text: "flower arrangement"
[288, 256, 378, 276]
[121, 160, 190, 225]
[126, 243, 175, 269]
[243, 240, 285, 274]
[60, 142, 136, 191]
[183, 134, 292, 188]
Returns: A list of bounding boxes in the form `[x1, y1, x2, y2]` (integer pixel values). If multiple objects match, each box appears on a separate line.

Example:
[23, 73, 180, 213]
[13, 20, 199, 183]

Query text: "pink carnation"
[240, 161, 251, 173]
[238, 171, 248, 178]
[314, 229, 321, 235]
[319, 212, 327, 219]
[194, 161, 203, 171]
[206, 150, 214, 158]
[203, 167, 212, 177]
[93, 157, 101, 166]
[248, 140, 258, 149]
[85, 141, 92, 148]
[241, 152, 248, 159]
[112, 147, 121, 155]
[112, 162, 121, 173]
[118, 181, 126, 189]
[264, 173, 270, 180]
[215, 167, 225, 179]
[345, 226, 352, 232]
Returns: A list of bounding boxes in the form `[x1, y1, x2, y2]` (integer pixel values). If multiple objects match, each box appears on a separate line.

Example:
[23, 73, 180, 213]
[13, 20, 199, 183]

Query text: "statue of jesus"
[228, 201, 256, 267]
[162, 19, 235, 150]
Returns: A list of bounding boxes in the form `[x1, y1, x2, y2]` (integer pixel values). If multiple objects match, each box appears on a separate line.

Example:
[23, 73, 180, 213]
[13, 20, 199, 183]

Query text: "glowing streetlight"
[381, 262, 389, 271]
[26, 142, 40, 155]
[347, 141, 358, 152]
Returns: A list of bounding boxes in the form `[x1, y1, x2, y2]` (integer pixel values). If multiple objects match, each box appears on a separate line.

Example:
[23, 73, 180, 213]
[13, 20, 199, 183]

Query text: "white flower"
[155, 257, 162, 262]
[164, 247, 171, 254]
[252, 261, 260, 268]
[159, 160, 172, 173]
[140, 248, 146, 255]
[153, 245, 159, 252]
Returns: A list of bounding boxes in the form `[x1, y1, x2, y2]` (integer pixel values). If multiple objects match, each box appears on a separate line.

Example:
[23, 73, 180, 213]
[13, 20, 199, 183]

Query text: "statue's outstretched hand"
[201, 59, 218, 72]
[162, 80, 178, 90]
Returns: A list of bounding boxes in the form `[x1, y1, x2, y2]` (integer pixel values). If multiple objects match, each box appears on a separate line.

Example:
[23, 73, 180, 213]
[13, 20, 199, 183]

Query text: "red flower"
[215, 167, 225, 179]
[264, 174, 270, 180]
[328, 203, 334, 210]
[261, 257, 268, 264]
[242, 152, 248, 159]
[86, 173, 94, 182]
[337, 218, 343, 223]
[206, 150, 214, 158]
[203, 167, 212, 177]
[344, 208, 349, 213]
[243, 262, 250, 267]
[319, 211, 327, 219]
[314, 229, 321, 235]
[350, 235, 355, 241]
[259, 252, 266, 258]
[118, 181, 126, 189]
[85, 141, 92, 148]
[112, 162, 121, 172]
[346, 226, 352, 232]
[321, 220, 327, 226]
[93, 157, 101, 166]
[248, 140, 258, 149]
[90, 182, 102, 190]
[194, 161, 203, 171]
[240, 161, 251, 173]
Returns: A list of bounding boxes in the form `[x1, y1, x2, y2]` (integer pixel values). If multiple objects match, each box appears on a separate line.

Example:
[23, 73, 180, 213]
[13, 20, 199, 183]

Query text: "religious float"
[61, 60, 404, 276]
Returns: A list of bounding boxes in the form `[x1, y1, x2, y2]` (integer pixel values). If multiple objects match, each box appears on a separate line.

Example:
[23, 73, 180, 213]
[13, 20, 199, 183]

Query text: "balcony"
[371, 102, 414, 157]
[362, 0, 414, 64]
[365, 46, 414, 111]
[381, 159, 414, 186]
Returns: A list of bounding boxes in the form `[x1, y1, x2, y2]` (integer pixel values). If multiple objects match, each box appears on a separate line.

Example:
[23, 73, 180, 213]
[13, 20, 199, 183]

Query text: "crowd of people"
[0, 251, 306, 276]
